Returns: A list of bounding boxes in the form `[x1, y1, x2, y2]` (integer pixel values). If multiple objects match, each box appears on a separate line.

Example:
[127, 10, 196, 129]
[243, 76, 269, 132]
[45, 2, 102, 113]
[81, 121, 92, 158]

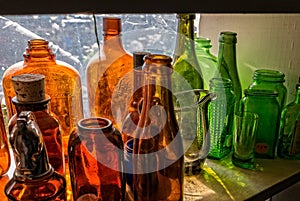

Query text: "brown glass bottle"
[68, 117, 124, 201]
[5, 111, 66, 201]
[133, 54, 184, 201]
[86, 17, 133, 130]
[2, 39, 84, 159]
[8, 73, 65, 176]
[0, 102, 10, 176]
[121, 51, 149, 144]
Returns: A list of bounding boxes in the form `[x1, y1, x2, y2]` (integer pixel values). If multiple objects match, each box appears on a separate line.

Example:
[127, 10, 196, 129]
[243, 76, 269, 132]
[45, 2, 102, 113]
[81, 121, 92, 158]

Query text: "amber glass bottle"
[68, 117, 124, 201]
[5, 111, 66, 201]
[2, 39, 83, 158]
[8, 73, 65, 176]
[0, 102, 10, 176]
[133, 54, 184, 201]
[121, 51, 149, 144]
[86, 17, 133, 130]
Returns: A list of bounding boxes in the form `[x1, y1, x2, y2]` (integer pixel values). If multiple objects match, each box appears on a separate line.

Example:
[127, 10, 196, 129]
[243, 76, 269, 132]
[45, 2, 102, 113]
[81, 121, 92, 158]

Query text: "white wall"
[198, 14, 300, 103]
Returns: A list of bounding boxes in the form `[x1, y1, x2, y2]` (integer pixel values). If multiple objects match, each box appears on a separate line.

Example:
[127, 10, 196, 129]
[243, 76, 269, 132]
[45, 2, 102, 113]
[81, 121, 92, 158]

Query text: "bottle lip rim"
[253, 69, 285, 82]
[78, 117, 113, 132]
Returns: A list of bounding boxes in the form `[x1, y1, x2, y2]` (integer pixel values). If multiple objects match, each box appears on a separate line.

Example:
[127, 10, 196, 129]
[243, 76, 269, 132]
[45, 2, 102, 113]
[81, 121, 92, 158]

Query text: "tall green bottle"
[172, 13, 204, 93]
[216, 31, 242, 113]
[277, 77, 300, 160]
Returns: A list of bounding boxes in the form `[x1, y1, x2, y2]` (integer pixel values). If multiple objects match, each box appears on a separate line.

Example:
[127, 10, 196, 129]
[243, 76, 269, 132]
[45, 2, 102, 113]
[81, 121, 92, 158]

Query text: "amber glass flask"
[133, 54, 184, 201]
[2, 39, 84, 159]
[8, 73, 65, 176]
[86, 17, 133, 130]
[5, 111, 66, 201]
[68, 117, 124, 201]
[0, 102, 10, 176]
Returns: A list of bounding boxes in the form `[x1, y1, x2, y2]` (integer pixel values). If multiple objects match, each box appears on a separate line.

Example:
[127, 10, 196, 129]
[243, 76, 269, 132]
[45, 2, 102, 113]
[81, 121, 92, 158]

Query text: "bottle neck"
[12, 98, 50, 114]
[24, 40, 55, 63]
[174, 15, 196, 61]
[103, 33, 126, 53]
[217, 40, 237, 76]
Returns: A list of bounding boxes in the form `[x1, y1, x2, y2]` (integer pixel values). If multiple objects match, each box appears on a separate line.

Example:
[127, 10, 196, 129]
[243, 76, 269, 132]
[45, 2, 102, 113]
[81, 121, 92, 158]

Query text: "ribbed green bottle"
[172, 13, 204, 93]
[216, 31, 242, 114]
[277, 77, 300, 160]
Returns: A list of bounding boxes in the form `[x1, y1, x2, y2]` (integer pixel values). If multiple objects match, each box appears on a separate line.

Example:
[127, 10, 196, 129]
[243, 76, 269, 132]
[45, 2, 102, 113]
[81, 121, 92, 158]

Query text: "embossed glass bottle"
[208, 78, 235, 159]
[68, 117, 124, 201]
[5, 111, 66, 201]
[240, 89, 280, 159]
[86, 17, 133, 129]
[248, 69, 287, 110]
[216, 31, 242, 113]
[2, 39, 84, 159]
[8, 73, 65, 176]
[133, 54, 183, 201]
[194, 36, 218, 90]
[172, 13, 204, 92]
[277, 77, 300, 159]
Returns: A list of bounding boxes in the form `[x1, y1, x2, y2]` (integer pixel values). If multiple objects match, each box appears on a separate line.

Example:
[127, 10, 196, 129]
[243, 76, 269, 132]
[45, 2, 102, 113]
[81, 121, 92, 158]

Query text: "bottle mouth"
[219, 31, 237, 44]
[78, 117, 112, 132]
[143, 54, 173, 75]
[253, 69, 285, 82]
[176, 13, 196, 20]
[209, 77, 233, 88]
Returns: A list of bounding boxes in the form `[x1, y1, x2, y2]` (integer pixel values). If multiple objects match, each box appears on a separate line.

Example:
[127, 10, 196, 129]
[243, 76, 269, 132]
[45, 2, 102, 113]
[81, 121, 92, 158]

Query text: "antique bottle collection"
[0, 13, 299, 201]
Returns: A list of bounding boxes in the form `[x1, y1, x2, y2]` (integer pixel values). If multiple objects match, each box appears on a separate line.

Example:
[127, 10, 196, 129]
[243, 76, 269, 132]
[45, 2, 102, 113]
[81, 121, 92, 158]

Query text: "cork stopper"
[103, 17, 122, 34]
[11, 74, 46, 103]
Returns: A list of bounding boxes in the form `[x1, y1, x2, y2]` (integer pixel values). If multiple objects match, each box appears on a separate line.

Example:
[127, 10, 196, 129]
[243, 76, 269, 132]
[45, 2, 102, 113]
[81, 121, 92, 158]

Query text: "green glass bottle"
[240, 89, 280, 159]
[277, 77, 300, 160]
[248, 69, 287, 111]
[216, 31, 242, 114]
[194, 36, 218, 90]
[208, 78, 235, 159]
[172, 13, 204, 93]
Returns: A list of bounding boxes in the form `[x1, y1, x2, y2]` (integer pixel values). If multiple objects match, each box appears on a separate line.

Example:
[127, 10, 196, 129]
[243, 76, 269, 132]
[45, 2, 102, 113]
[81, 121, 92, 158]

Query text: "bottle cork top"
[103, 17, 122, 34]
[11, 74, 47, 103]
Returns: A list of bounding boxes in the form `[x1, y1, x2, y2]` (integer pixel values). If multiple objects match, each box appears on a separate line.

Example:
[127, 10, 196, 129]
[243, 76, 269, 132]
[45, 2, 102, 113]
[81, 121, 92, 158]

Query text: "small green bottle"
[172, 13, 204, 92]
[248, 69, 287, 111]
[208, 78, 236, 159]
[240, 89, 280, 159]
[215, 31, 242, 114]
[277, 77, 300, 160]
[194, 36, 218, 90]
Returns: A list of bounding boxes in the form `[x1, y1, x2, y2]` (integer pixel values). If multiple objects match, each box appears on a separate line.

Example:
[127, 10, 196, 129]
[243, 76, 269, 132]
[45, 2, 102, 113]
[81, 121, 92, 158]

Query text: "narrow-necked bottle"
[121, 51, 149, 144]
[208, 78, 235, 159]
[277, 77, 300, 160]
[248, 69, 287, 110]
[240, 89, 280, 159]
[68, 117, 124, 201]
[8, 73, 65, 176]
[86, 17, 133, 130]
[5, 111, 66, 201]
[194, 36, 218, 90]
[2, 39, 84, 159]
[172, 13, 204, 93]
[216, 31, 242, 114]
[133, 54, 183, 201]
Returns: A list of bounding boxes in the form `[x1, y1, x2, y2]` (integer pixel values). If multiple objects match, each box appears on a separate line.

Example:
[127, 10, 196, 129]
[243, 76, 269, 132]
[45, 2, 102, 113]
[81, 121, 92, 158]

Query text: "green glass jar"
[194, 36, 218, 90]
[240, 89, 280, 159]
[208, 78, 235, 159]
[277, 77, 300, 160]
[248, 69, 287, 110]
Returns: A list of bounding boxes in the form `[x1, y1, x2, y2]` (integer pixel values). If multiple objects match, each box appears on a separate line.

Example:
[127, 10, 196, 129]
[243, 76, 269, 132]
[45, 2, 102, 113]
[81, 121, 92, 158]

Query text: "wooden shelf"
[0, 0, 300, 15]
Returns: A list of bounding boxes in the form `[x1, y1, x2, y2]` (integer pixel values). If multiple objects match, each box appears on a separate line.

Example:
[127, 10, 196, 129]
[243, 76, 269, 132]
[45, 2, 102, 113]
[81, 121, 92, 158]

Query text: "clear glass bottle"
[133, 54, 183, 201]
[5, 111, 66, 201]
[194, 36, 218, 90]
[248, 69, 287, 110]
[121, 51, 149, 144]
[240, 89, 280, 159]
[2, 39, 84, 159]
[0, 100, 10, 176]
[277, 77, 300, 159]
[172, 13, 204, 93]
[216, 31, 242, 114]
[8, 73, 65, 176]
[86, 17, 133, 130]
[68, 117, 124, 201]
[208, 78, 235, 159]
